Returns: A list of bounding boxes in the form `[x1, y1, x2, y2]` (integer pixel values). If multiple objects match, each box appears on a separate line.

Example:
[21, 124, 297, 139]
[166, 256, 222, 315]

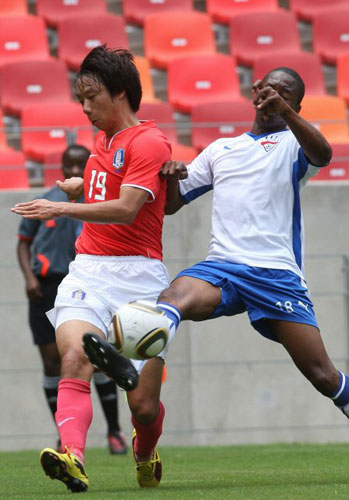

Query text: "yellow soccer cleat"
[132, 430, 162, 488]
[40, 447, 89, 493]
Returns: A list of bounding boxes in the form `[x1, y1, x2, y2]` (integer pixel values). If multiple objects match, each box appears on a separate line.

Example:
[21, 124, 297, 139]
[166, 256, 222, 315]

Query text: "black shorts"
[29, 274, 65, 346]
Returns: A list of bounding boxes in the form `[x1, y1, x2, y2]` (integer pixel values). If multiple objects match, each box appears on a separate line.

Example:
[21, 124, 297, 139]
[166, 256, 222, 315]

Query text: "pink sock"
[55, 378, 93, 462]
[131, 401, 165, 459]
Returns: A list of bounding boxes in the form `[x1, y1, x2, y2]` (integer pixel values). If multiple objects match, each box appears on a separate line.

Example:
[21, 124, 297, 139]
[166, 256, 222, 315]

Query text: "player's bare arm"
[161, 161, 187, 215]
[11, 186, 148, 224]
[56, 176, 84, 200]
[252, 79, 332, 167]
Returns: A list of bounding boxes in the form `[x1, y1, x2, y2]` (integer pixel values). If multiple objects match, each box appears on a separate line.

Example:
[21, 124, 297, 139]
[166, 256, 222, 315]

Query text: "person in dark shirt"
[17, 144, 127, 455]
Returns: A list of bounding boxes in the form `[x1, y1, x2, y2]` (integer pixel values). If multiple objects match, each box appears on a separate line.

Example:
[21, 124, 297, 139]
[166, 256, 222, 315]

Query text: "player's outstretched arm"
[253, 82, 332, 167]
[161, 161, 187, 215]
[11, 186, 149, 223]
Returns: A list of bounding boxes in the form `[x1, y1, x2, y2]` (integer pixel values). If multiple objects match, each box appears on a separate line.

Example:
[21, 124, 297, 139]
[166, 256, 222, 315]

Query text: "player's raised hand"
[161, 161, 188, 180]
[252, 79, 289, 117]
[57, 176, 84, 200]
[11, 199, 64, 220]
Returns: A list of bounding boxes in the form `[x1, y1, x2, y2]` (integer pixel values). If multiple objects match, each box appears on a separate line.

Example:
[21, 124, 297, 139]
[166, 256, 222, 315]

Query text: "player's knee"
[61, 347, 92, 379]
[129, 395, 159, 424]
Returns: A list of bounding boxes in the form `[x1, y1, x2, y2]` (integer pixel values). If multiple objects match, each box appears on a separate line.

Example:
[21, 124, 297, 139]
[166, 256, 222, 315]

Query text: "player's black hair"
[265, 67, 305, 105]
[76, 45, 142, 112]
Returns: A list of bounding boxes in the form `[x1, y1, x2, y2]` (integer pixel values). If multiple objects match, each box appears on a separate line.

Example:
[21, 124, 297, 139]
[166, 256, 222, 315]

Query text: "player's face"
[76, 75, 122, 135]
[256, 71, 300, 131]
[62, 151, 87, 179]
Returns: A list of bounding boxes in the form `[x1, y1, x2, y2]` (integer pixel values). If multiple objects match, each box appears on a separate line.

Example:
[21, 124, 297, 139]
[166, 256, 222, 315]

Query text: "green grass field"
[1, 443, 348, 500]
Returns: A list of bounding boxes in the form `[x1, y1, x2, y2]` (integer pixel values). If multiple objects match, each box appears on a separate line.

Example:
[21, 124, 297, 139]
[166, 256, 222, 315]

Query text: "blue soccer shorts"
[175, 261, 319, 342]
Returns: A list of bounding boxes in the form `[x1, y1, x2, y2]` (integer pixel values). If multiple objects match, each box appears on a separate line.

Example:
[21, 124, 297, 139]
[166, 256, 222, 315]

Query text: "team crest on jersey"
[113, 148, 125, 169]
[72, 289, 86, 300]
[261, 134, 279, 152]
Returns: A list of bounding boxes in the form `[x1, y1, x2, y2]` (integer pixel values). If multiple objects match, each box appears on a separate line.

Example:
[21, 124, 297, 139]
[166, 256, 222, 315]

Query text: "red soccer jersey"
[76, 120, 171, 260]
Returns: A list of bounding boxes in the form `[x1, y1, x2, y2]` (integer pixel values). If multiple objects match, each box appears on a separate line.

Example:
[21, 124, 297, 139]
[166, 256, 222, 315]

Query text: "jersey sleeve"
[179, 144, 213, 204]
[121, 131, 172, 200]
[18, 215, 41, 241]
[288, 134, 320, 185]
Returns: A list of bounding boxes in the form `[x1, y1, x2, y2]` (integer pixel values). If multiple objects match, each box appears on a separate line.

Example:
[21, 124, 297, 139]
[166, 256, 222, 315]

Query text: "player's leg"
[268, 320, 349, 413]
[38, 343, 61, 420]
[40, 319, 103, 492]
[127, 357, 165, 487]
[93, 371, 127, 454]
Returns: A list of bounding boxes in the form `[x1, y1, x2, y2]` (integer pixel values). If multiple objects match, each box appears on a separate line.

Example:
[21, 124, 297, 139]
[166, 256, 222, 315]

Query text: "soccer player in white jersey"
[87, 67, 349, 429]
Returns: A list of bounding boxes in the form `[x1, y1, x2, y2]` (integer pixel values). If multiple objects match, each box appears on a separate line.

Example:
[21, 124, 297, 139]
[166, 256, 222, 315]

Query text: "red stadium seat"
[289, 0, 348, 22]
[58, 14, 129, 71]
[0, 16, 50, 68]
[134, 56, 157, 103]
[313, 7, 349, 64]
[253, 52, 326, 96]
[123, 0, 193, 26]
[43, 152, 65, 187]
[36, 0, 108, 28]
[0, 149, 29, 189]
[0, 0, 28, 16]
[207, 0, 279, 24]
[168, 54, 243, 113]
[1, 60, 72, 117]
[145, 11, 216, 69]
[22, 102, 94, 162]
[230, 11, 301, 66]
[337, 52, 349, 106]
[310, 143, 349, 181]
[191, 100, 255, 151]
[300, 96, 349, 143]
[138, 102, 178, 142]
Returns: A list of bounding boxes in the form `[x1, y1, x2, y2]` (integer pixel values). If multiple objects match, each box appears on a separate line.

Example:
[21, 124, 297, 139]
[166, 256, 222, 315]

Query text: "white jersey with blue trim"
[179, 130, 319, 278]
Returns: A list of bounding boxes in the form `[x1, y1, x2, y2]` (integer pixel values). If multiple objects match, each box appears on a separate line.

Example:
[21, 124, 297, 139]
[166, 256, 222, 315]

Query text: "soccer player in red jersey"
[12, 45, 172, 492]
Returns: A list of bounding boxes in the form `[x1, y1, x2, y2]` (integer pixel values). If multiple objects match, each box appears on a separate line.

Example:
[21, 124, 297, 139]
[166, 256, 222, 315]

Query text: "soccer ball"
[108, 301, 170, 360]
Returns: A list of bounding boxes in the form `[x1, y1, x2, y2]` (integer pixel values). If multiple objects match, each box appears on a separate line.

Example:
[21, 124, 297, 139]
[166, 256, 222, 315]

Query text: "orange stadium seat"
[144, 11, 216, 69]
[0, 16, 50, 68]
[337, 52, 349, 106]
[0, 109, 9, 150]
[137, 102, 197, 160]
[313, 7, 349, 64]
[289, 0, 348, 22]
[191, 100, 255, 151]
[0, 0, 28, 16]
[21, 102, 95, 162]
[207, 0, 279, 24]
[0, 150, 29, 189]
[43, 152, 65, 187]
[168, 54, 243, 113]
[253, 52, 326, 95]
[310, 143, 349, 182]
[1, 60, 72, 117]
[300, 96, 349, 143]
[58, 14, 129, 71]
[230, 11, 301, 66]
[36, 0, 108, 28]
[134, 56, 157, 103]
[123, 0, 193, 26]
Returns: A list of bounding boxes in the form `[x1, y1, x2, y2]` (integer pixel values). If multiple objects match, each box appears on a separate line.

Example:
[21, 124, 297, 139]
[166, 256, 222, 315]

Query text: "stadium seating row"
[1, 8, 349, 70]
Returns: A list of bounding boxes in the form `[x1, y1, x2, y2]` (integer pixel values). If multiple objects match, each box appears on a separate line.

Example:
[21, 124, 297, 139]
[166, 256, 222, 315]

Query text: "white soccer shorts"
[46, 254, 172, 371]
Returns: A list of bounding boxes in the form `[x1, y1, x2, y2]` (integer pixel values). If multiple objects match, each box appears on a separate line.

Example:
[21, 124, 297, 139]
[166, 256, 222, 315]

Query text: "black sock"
[43, 375, 60, 422]
[93, 372, 120, 434]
